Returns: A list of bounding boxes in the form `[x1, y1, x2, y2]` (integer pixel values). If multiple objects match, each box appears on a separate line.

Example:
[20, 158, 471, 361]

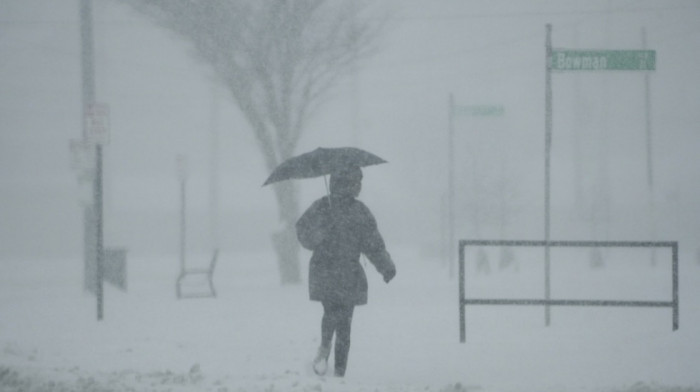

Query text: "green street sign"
[551, 49, 655, 71]
[454, 104, 505, 117]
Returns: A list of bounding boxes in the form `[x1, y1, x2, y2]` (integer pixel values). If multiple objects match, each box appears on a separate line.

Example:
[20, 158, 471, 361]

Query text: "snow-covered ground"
[1, 246, 699, 392]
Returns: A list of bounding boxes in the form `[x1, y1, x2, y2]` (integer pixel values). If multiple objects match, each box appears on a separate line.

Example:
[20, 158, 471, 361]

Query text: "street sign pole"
[642, 27, 657, 266]
[544, 23, 553, 327]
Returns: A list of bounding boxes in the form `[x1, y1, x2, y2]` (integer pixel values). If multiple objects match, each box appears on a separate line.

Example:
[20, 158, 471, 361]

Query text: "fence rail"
[459, 239, 679, 342]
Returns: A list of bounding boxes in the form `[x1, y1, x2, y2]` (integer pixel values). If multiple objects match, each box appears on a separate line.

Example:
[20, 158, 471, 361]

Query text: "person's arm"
[358, 203, 396, 283]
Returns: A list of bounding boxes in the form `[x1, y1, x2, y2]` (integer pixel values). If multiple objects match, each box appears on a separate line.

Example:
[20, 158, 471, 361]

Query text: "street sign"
[85, 102, 110, 145]
[454, 104, 505, 117]
[551, 49, 655, 71]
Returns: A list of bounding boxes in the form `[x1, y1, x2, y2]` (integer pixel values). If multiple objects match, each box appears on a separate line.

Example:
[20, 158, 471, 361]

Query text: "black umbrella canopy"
[263, 147, 387, 186]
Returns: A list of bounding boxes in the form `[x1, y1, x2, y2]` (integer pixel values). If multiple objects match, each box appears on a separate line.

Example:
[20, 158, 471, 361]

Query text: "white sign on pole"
[85, 103, 110, 145]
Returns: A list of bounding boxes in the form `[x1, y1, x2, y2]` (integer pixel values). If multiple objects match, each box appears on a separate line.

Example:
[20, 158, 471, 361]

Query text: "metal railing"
[459, 239, 679, 342]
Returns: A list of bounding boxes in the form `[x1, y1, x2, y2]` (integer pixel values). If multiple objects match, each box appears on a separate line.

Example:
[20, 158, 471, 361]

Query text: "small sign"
[104, 248, 127, 291]
[551, 49, 655, 71]
[85, 247, 128, 294]
[455, 104, 505, 117]
[85, 103, 110, 145]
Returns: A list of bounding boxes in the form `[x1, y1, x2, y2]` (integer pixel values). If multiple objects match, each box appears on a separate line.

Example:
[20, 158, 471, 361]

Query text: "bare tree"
[117, 0, 383, 284]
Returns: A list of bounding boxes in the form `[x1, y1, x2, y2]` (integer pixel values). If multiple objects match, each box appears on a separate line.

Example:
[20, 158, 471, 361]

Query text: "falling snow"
[2, 0, 700, 391]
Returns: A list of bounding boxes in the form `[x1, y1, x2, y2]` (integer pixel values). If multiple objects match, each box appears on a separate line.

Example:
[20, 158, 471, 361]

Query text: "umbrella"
[262, 147, 387, 186]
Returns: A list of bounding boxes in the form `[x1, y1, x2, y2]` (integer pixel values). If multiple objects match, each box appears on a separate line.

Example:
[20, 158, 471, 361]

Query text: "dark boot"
[334, 329, 350, 377]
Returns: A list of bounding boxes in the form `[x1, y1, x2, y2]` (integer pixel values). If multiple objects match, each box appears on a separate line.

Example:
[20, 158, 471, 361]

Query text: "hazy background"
[2, 0, 699, 265]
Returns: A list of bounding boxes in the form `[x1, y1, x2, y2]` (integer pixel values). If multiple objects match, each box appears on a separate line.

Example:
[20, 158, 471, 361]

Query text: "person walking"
[296, 166, 396, 377]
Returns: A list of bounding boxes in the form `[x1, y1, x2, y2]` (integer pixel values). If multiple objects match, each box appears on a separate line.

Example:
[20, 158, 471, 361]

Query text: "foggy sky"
[1, 0, 699, 259]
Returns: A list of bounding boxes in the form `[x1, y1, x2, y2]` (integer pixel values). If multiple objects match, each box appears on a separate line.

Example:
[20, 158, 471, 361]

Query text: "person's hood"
[329, 166, 362, 197]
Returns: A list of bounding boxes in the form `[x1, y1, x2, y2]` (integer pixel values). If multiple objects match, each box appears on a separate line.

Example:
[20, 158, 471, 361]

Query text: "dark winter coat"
[296, 194, 395, 306]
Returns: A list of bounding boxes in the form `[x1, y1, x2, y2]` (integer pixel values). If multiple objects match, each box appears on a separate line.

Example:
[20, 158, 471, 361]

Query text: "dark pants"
[321, 301, 355, 376]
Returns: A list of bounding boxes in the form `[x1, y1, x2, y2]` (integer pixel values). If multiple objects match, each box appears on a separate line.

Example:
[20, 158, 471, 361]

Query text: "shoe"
[312, 346, 330, 376]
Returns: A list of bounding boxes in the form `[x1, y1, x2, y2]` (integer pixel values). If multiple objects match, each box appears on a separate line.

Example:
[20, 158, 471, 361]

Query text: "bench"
[176, 249, 219, 299]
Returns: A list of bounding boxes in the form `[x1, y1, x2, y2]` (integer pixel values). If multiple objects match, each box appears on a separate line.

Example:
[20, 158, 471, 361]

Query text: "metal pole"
[642, 27, 657, 266]
[175, 154, 187, 299]
[95, 144, 104, 320]
[672, 242, 679, 330]
[642, 28, 654, 192]
[459, 240, 466, 342]
[544, 24, 553, 326]
[80, 0, 103, 320]
[448, 94, 455, 278]
[572, 25, 583, 214]
[180, 177, 186, 276]
[209, 84, 220, 250]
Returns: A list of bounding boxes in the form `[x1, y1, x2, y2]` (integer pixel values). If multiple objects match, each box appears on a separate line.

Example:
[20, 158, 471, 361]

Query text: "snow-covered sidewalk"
[1, 248, 699, 391]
